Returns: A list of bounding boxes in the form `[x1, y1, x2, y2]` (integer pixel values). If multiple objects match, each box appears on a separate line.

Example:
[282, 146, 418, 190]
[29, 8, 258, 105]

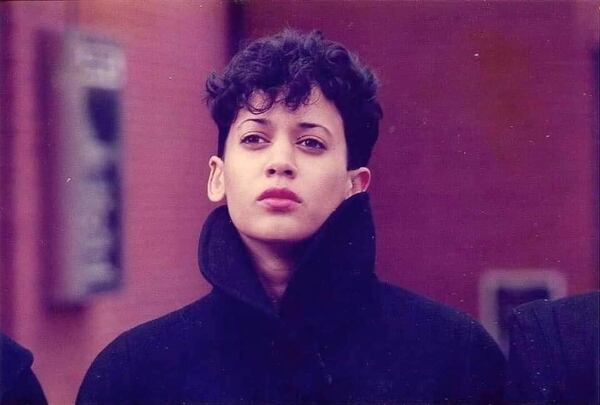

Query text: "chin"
[254, 230, 313, 243]
[247, 222, 318, 244]
[232, 210, 324, 244]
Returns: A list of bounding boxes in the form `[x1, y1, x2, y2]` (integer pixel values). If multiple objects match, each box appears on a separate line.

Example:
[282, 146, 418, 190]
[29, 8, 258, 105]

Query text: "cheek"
[323, 161, 349, 188]
[223, 165, 250, 207]
[307, 163, 349, 203]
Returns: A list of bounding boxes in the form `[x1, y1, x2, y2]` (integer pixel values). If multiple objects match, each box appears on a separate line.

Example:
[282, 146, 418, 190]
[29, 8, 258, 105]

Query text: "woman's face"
[207, 87, 370, 244]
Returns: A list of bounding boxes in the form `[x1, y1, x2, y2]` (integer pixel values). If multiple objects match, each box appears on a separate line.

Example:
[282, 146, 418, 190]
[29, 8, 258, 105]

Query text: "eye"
[240, 134, 268, 145]
[297, 137, 326, 151]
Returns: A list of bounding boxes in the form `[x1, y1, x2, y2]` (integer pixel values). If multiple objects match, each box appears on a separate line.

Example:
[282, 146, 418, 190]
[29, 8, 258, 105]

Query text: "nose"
[265, 140, 297, 179]
[266, 163, 295, 178]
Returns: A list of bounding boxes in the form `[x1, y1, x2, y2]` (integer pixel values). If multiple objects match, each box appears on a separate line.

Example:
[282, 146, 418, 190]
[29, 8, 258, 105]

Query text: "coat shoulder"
[370, 283, 505, 402]
[116, 291, 219, 347]
[76, 292, 220, 403]
[374, 282, 504, 368]
[376, 282, 481, 334]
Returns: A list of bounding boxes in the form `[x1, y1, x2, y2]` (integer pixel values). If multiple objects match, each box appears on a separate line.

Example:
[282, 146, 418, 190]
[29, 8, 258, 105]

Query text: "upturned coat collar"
[198, 192, 377, 325]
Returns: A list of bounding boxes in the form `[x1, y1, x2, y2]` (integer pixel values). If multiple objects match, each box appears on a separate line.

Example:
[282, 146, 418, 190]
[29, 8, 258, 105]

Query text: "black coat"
[77, 193, 505, 403]
[505, 291, 600, 403]
[0, 333, 47, 405]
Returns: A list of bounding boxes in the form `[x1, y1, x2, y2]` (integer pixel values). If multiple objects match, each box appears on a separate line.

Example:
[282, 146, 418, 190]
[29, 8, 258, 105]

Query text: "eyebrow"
[298, 122, 332, 137]
[236, 118, 269, 129]
[236, 118, 332, 137]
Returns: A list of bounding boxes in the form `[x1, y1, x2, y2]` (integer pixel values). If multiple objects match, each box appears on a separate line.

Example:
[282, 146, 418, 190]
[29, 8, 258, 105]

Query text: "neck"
[239, 234, 305, 305]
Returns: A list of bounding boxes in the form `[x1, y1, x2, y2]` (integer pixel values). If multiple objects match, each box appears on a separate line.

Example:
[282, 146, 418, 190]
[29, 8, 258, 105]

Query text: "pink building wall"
[2, 1, 227, 403]
[243, 1, 599, 315]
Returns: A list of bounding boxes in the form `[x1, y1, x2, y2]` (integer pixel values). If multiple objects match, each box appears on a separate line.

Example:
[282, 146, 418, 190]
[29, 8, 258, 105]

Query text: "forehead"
[230, 88, 345, 134]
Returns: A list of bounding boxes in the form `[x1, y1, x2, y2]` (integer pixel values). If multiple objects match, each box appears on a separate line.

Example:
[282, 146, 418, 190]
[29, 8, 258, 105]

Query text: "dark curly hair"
[205, 29, 382, 169]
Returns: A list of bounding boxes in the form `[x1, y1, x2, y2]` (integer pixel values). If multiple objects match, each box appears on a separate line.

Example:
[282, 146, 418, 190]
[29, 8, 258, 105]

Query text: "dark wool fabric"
[77, 193, 505, 404]
[505, 291, 600, 403]
[0, 333, 47, 405]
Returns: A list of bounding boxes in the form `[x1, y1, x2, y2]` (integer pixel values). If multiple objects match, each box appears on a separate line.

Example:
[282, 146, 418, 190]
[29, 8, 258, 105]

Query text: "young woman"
[77, 30, 505, 403]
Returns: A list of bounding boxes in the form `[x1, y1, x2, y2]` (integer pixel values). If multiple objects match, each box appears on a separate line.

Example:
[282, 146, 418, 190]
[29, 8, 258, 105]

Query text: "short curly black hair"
[205, 29, 382, 169]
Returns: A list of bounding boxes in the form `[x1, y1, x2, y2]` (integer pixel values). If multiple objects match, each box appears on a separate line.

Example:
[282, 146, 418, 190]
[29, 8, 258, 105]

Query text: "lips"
[257, 188, 302, 211]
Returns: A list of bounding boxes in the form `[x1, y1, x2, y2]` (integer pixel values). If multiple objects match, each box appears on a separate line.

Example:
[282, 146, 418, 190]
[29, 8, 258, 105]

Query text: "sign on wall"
[40, 30, 126, 306]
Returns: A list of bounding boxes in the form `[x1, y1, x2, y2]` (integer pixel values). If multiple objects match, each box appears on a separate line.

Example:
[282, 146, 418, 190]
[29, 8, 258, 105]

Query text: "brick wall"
[242, 1, 599, 315]
[3, 1, 227, 403]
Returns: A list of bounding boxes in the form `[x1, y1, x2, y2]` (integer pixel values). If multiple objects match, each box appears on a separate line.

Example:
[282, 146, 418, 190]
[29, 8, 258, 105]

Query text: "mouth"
[257, 188, 302, 211]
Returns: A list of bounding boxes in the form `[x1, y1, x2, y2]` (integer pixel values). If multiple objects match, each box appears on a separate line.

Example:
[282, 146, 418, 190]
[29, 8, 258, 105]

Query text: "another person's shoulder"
[506, 291, 600, 402]
[1, 333, 33, 380]
[513, 290, 599, 325]
[510, 290, 599, 354]
[1, 333, 47, 404]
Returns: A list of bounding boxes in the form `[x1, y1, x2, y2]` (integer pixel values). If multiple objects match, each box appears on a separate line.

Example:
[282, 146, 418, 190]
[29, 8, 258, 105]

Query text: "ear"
[346, 167, 371, 198]
[207, 156, 226, 202]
